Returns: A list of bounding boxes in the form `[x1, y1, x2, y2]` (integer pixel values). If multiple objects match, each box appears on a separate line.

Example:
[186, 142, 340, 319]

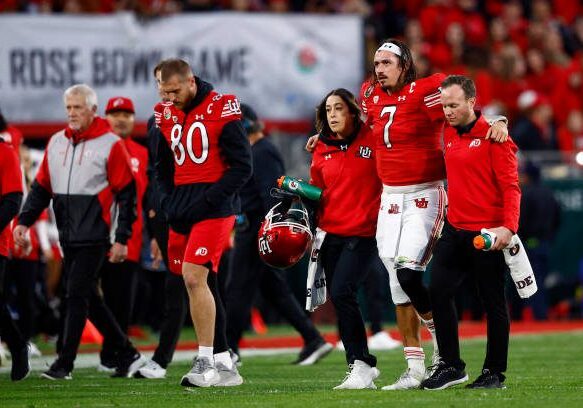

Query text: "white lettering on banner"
[0, 13, 363, 122]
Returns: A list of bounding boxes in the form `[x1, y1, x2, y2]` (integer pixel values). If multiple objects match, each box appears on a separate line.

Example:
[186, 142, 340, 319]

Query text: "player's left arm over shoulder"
[484, 114, 509, 142]
[205, 118, 253, 207]
[490, 139, 521, 233]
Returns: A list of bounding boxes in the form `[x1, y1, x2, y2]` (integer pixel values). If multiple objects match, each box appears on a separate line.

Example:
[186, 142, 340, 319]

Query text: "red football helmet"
[258, 199, 313, 269]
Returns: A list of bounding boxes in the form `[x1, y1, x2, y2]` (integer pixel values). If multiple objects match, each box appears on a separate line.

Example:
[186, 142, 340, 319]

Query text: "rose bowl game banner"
[0, 12, 363, 122]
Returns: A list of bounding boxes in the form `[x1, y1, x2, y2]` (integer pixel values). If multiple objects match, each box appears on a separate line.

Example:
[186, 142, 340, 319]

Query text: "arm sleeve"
[204, 120, 253, 206]
[309, 149, 325, 190]
[107, 141, 136, 244]
[18, 181, 52, 227]
[151, 126, 175, 212]
[424, 73, 447, 122]
[491, 140, 521, 233]
[0, 192, 22, 231]
[254, 146, 285, 213]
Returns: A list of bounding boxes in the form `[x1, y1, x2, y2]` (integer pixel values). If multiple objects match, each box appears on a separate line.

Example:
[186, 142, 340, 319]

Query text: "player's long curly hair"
[372, 38, 417, 91]
[315, 88, 361, 138]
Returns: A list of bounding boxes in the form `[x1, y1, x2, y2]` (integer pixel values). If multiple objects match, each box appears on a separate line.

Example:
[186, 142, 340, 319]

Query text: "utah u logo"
[469, 139, 481, 148]
[415, 198, 429, 209]
[358, 146, 372, 159]
[258, 236, 272, 255]
[388, 204, 400, 214]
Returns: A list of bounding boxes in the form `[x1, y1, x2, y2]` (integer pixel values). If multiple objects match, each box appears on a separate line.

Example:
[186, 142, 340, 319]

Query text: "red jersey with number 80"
[360, 73, 446, 186]
[154, 91, 241, 186]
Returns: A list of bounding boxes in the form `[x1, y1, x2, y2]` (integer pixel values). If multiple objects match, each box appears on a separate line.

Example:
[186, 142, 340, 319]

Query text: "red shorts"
[167, 216, 235, 275]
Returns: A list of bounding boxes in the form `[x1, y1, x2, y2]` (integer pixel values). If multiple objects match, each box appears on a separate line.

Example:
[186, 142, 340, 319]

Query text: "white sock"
[422, 318, 439, 356]
[214, 351, 233, 370]
[198, 346, 214, 363]
[404, 347, 425, 374]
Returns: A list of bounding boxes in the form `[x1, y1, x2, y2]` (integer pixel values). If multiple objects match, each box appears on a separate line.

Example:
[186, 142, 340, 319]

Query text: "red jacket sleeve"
[35, 150, 53, 193]
[309, 147, 325, 191]
[1, 145, 23, 195]
[491, 138, 521, 233]
[107, 140, 134, 193]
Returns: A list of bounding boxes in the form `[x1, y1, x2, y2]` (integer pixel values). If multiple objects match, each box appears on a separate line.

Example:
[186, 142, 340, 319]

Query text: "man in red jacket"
[98, 96, 149, 372]
[421, 75, 520, 390]
[13, 84, 143, 380]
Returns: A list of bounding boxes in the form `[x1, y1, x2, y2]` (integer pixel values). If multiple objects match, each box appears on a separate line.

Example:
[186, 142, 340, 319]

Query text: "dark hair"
[441, 75, 476, 99]
[0, 112, 7, 132]
[315, 88, 361, 137]
[158, 58, 193, 82]
[374, 38, 417, 90]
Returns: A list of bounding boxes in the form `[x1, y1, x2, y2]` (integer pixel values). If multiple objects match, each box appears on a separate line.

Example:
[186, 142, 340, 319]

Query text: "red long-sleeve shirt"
[310, 124, 381, 237]
[444, 114, 521, 233]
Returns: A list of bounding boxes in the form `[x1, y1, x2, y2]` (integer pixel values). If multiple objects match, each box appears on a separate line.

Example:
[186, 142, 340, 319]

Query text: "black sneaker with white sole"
[465, 369, 506, 389]
[41, 365, 72, 380]
[112, 352, 144, 378]
[421, 362, 468, 390]
[293, 338, 333, 366]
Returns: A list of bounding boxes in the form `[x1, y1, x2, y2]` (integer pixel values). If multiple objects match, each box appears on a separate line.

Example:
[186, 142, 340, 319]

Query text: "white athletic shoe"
[0, 342, 8, 366]
[96, 363, 117, 373]
[27, 342, 42, 358]
[367, 332, 401, 351]
[134, 359, 167, 379]
[333, 360, 380, 390]
[180, 357, 220, 387]
[335, 340, 345, 351]
[382, 368, 424, 390]
[214, 362, 243, 386]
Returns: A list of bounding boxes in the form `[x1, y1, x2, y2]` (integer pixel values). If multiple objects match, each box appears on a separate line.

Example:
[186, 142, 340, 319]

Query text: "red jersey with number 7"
[154, 91, 241, 186]
[360, 73, 446, 186]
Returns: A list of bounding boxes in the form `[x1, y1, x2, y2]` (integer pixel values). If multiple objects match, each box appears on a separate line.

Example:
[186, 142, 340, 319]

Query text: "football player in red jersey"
[153, 59, 252, 387]
[98, 96, 149, 373]
[361, 39, 508, 390]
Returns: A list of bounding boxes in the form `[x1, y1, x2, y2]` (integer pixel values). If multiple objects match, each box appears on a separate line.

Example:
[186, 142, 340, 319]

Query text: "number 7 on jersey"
[381, 105, 396, 148]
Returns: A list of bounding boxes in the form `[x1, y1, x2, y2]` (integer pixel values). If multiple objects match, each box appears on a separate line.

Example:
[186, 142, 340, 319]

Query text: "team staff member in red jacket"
[310, 88, 382, 390]
[0, 136, 29, 381]
[153, 59, 252, 387]
[98, 96, 149, 372]
[14, 84, 143, 380]
[421, 75, 520, 390]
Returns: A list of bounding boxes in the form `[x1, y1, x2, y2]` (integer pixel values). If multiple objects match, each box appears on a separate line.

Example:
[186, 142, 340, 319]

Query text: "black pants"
[0, 257, 27, 354]
[430, 222, 510, 373]
[225, 213, 320, 354]
[56, 245, 136, 372]
[363, 256, 390, 334]
[321, 234, 377, 367]
[6, 259, 38, 340]
[100, 260, 139, 364]
[148, 210, 189, 368]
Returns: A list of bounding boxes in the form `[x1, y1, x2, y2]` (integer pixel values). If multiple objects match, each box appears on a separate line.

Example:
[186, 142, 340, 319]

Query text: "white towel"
[480, 229, 538, 299]
[305, 228, 327, 312]
[503, 235, 538, 299]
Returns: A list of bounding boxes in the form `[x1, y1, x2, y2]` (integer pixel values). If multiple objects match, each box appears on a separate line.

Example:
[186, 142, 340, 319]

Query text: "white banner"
[0, 13, 363, 122]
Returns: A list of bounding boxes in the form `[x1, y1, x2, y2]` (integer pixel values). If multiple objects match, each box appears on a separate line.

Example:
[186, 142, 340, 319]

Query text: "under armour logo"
[195, 114, 205, 120]
[398, 96, 406, 101]
[340, 144, 348, 151]
[324, 154, 332, 160]
[173, 259, 181, 264]
[414, 198, 429, 209]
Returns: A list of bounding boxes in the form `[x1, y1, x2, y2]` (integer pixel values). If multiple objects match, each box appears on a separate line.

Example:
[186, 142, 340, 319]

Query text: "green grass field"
[1, 331, 583, 407]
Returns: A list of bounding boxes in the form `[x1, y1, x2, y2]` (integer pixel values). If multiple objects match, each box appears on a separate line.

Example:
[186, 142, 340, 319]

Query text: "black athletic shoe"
[293, 338, 333, 365]
[10, 344, 30, 381]
[112, 351, 145, 378]
[421, 362, 469, 390]
[465, 369, 506, 389]
[41, 365, 72, 380]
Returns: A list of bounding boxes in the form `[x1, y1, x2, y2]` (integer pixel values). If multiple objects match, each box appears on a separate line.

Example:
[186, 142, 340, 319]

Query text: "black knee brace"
[396, 268, 432, 315]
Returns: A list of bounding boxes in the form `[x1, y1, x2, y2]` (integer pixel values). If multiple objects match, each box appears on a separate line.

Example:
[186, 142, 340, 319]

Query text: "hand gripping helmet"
[258, 198, 313, 269]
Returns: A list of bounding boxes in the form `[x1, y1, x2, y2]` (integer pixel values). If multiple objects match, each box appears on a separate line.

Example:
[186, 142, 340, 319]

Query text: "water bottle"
[473, 229, 497, 251]
[277, 176, 322, 202]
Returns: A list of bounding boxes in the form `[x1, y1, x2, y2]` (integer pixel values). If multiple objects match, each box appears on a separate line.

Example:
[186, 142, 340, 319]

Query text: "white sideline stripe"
[0, 348, 302, 373]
